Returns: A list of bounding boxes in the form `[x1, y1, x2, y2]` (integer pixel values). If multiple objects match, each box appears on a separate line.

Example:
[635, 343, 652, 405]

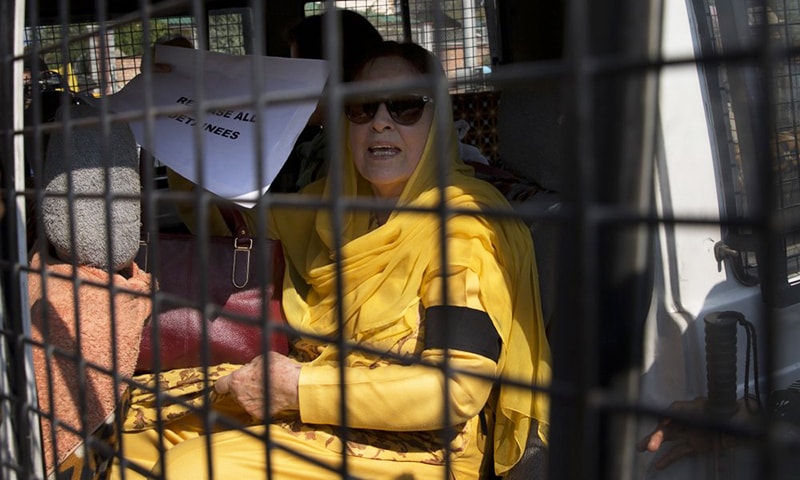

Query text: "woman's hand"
[214, 352, 302, 420]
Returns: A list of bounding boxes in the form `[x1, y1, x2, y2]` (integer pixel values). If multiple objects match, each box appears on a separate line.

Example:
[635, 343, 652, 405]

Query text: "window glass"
[702, 0, 800, 298]
[304, 0, 493, 92]
[24, 12, 247, 98]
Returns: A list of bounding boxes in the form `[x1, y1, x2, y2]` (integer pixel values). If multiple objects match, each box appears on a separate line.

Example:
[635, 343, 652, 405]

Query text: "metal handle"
[704, 311, 741, 419]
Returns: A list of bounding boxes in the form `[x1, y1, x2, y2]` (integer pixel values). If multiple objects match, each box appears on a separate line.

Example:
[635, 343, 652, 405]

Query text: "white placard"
[104, 45, 329, 205]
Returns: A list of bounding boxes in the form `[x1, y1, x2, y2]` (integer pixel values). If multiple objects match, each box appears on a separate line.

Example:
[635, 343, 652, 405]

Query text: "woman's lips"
[368, 145, 401, 156]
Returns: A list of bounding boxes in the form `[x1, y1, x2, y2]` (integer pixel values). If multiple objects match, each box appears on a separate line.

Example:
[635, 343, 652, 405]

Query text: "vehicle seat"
[494, 76, 566, 479]
[496, 77, 565, 332]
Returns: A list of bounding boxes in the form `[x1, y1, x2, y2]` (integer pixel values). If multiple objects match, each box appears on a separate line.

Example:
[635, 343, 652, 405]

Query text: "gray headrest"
[42, 103, 140, 271]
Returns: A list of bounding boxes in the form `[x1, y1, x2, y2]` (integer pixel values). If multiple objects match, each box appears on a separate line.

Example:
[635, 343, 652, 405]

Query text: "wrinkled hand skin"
[636, 397, 754, 470]
[215, 352, 302, 420]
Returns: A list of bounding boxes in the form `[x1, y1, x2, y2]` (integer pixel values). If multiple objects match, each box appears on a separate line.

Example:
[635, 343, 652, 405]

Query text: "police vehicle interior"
[3, 0, 800, 479]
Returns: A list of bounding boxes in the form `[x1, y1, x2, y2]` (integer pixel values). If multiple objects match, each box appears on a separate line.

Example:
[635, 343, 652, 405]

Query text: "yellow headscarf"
[271, 98, 551, 475]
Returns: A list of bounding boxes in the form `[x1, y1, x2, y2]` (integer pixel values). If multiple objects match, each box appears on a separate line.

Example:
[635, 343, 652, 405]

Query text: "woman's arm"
[217, 260, 504, 428]
[298, 347, 497, 430]
[214, 348, 496, 430]
[300, 265, 503, 430]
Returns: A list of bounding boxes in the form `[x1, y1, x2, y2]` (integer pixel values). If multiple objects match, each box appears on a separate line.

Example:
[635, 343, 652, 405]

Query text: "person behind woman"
[116, 41, 551, 479]
[287, 9, 384, 85]
[269, 9, 384, 193]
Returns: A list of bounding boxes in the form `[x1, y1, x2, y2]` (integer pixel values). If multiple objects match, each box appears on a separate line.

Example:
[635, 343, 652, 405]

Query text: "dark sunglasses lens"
[345, 96, 429, 125]
[345, 101, 379, 124]
[387, 97, 427, 125]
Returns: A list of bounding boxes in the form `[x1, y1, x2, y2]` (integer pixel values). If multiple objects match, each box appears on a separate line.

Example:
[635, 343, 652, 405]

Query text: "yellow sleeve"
[297, 348, 496, 430]
[297, 268, 499, 430]
[420, 266, 485, 310]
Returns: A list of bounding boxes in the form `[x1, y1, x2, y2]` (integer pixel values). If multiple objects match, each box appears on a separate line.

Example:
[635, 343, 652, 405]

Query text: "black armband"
[424, 306, 501, 362]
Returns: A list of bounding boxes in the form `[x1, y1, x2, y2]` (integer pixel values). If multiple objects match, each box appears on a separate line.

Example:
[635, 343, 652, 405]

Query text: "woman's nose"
[370, 103, 394, 131]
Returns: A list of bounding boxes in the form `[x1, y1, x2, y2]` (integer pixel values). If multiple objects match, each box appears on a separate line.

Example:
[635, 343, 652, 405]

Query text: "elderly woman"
[117, 41, 551, 480]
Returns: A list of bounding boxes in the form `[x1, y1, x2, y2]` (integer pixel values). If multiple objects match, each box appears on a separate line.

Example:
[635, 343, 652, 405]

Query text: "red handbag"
[135, 209, 289, 373]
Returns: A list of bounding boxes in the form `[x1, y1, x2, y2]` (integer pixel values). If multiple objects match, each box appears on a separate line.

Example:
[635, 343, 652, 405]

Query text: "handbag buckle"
[232, 237, 253, 288]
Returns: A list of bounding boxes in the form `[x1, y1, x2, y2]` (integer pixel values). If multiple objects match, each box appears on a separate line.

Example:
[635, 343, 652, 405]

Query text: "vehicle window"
[24, 8, 252, 179]
[304, 0, 495, 92]
[698, 0, 800, 304]
[25, 10, 250, 98]
[25, 2, 496, 99]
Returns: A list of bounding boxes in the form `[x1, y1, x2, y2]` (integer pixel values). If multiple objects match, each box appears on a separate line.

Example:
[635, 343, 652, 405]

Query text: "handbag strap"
[136, 147, 256, 288]
[219, 206, 248, 239]
[134, 155, 254, 289]
[222, 207, 287, 299]
[219, 206, 253, 289]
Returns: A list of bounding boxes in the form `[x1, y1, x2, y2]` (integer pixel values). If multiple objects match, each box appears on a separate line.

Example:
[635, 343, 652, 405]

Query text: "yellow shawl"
[271, 102, 551, 475]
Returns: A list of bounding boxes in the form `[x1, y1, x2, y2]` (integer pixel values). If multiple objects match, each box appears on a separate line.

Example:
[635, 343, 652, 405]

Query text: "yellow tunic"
[114, 99, 550, 479]
[114, 267, 494, 479]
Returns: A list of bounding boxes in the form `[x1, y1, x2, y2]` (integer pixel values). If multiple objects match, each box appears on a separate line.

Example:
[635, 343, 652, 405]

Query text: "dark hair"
[352, 41, 444, 80]
[285, 10, 383, 82]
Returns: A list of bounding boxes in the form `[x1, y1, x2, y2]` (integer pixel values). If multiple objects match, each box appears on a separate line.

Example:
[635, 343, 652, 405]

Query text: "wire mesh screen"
[7, 0, 800, 479]
[704, 0, 800, 292]
[25, 18, 194, 97]
[305, 0, 492, 91]
[4, 1, 548, 479]
[768, 3, 800, 288]
[24, 13, 250, 99]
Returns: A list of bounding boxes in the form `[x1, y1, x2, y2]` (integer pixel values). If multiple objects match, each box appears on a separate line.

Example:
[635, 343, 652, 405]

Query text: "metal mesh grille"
[23, 13, 252, 99]
[4, 2, 518, 479]
[25, 18, 197, 97]
[705, 0, 800, 290]
[5, 0, 800, 479]
[305, 0, 491, 90]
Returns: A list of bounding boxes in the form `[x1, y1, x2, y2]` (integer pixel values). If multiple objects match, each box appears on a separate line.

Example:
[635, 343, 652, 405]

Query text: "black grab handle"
[704, 311, 742, 419]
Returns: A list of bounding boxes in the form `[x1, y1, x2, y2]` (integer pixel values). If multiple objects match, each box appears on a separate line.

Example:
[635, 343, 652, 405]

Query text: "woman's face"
[348, 56, 433, 199]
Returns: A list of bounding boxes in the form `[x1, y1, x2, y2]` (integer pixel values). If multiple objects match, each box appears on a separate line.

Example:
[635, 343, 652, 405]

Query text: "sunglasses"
[345, 94, 434, 126]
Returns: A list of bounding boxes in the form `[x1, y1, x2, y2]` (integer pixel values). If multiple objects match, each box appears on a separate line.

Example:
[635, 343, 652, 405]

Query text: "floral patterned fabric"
[123, 364, 241, 432]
